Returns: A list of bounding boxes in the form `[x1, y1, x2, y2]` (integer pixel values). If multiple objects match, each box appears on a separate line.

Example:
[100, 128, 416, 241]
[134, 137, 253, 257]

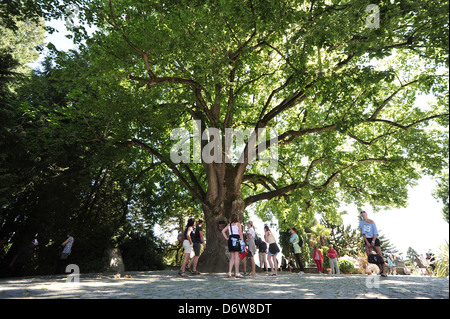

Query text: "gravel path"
[0, 270, 448, 299]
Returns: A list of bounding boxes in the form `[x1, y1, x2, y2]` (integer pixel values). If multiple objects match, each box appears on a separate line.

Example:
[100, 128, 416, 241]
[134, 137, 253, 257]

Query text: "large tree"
[52, 0, 448, 272]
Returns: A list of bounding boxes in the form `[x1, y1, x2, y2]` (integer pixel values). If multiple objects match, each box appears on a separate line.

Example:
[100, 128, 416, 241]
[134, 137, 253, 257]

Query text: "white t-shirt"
[247, 228, 255, 238]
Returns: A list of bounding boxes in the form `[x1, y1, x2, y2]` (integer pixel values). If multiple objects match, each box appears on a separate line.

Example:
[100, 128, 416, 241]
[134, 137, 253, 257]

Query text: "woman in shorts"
[222, 213, 244, 278]
[264, 225, 280, 276]
[179, 218, 195, 277]
[359, 210, 387, 277]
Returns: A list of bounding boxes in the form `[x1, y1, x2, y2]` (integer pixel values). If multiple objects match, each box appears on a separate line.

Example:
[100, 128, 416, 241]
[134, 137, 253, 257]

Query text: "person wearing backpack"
[256, 235, 268, 272]
[179, 218, 195, 277]
[290, 228, 305, 275]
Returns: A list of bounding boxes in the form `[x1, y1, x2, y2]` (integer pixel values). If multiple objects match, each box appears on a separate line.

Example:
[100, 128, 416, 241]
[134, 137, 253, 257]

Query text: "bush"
[321, 247, 329, 269]
[356, 251, 369, 274]
[339, 259, 356, 274]
[118, 230, 165, 271]
[434, 241, 449, 278]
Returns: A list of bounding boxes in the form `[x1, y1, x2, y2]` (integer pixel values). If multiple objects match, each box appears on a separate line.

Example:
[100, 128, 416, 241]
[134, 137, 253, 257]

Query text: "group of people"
[306, 244, 341, 274]
[279, 243, 340, 275]
[0, 232, 74, 277]
[179, 218, 206, 277]
[178, 210, 389, 277]
[221, 213, 282, 278]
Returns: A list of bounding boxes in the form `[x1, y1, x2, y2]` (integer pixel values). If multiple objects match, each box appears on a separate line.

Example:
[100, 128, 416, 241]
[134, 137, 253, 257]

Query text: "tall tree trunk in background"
[197, 163, 245, 272]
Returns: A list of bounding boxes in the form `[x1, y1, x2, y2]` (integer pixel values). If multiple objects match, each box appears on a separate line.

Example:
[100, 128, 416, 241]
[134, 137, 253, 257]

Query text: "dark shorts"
[193, 242, 201, 256]
[268, 243, 280, 255]
[366, 237, 381, 247]
[228, 235, 241, 252]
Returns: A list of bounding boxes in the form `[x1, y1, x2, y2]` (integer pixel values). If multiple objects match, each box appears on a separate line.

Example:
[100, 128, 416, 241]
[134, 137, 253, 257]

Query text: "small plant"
[338, 259, 356, 274]
[434, 241, 449, 278]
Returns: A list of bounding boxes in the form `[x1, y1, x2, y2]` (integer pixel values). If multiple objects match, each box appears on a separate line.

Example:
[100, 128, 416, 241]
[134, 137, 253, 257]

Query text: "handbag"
[239, 249, 248, 260]
[268, 243, 280, 254]
[368, 253, 384, 265]
[230, 237, 239, 247]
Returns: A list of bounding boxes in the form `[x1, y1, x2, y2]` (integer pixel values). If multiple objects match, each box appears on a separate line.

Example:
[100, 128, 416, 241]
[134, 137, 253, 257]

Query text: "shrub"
[118, 231, 165, 271]
[321, 247, 330, 269]
[434, 241, 449, 278]
[339, 259, 356, 274]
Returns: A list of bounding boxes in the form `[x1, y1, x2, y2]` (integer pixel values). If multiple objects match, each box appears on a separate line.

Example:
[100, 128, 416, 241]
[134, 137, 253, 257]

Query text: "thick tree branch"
[367, 114, 449, 130]
[277, 124, 337, 145]
[127, 74, 216, 127]
[244, 157, 389, 207]
[369, 80, 419, 120]
[243, 174, 279, 191]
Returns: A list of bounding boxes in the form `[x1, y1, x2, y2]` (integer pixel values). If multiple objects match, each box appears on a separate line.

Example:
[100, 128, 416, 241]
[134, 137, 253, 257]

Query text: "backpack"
[292, 235, 303, 248]
[177, 232, 184, 244]
[254, 236, 261, 247]
[368, 254, 384, 265]
[259, 240, 267, 252]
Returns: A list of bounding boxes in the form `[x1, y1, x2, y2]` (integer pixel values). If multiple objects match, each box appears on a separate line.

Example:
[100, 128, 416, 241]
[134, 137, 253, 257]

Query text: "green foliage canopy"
[1, 0, 448, 273]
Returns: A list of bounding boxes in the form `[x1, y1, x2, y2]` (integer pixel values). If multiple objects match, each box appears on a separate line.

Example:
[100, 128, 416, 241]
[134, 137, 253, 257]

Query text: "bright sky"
[39, 19, 449, 261]
[247, 176, 448, 265]
[250, 178, 448, 258]
[341, 176, 448, 257]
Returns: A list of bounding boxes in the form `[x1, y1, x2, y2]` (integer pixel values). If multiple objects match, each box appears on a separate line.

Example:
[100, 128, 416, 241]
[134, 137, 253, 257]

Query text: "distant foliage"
[434, 241, 449, 278]
[338, 259, 356, 274]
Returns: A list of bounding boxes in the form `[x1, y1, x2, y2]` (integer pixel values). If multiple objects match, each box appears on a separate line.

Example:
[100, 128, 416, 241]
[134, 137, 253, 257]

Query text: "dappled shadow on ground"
[0, 271, 448, 299]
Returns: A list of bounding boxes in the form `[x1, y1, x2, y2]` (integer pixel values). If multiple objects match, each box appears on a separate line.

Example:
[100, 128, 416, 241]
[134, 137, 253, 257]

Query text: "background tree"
[406, 246, 419, 265]
[433, 170, 449, 223]
[377, 234, 399, 257]
[0, 18, 45, 75]
[0, 52, 170, 275]
[322, 218, 361, 257]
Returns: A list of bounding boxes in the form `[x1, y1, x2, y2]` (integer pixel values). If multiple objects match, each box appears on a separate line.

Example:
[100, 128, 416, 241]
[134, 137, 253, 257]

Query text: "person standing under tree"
[243, 221, 256, 276]
[179, 218, 195, 277]
[256, 235, 268, 272]
[359, 210, 387, 277]
[312, 246, 323, 274]
[222, 213, 245, 278]
[61, 232, 74, 259]
[290, 228, 305, 274]
[9, 239, 38, 277]
[327, 244, 340, 275]
[426, 249, 436, 271]
[264, 225, 279, 276]
[187, 219, 206, 275]
[56, 231, 74, 274]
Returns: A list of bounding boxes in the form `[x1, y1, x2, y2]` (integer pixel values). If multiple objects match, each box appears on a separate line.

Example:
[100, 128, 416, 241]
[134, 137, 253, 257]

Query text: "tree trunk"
[196, 164, 245, 273]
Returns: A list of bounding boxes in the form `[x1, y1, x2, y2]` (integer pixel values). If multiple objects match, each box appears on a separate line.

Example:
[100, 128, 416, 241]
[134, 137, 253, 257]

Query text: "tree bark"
[196, 163, 245, 273]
